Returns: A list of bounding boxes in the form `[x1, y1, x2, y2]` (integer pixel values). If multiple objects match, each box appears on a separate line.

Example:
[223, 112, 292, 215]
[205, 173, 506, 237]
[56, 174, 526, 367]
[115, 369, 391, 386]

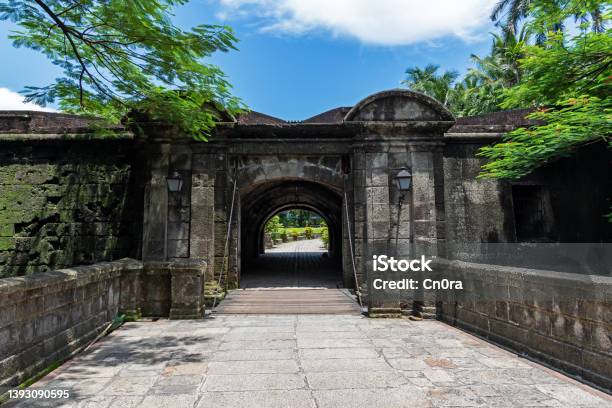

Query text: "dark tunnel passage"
[240, 180, 344, 288]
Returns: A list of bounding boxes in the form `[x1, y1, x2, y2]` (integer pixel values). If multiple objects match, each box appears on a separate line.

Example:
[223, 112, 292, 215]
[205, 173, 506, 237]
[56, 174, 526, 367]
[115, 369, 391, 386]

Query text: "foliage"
[469, 25, 531, 91]
[263, 209, 328, 242]
[304, 226, 313, 239]
[490, 0, 604, 37]
[0, 0, 244, 139]
[403, 27, 532, 118]
[283, 227, 326, 236]
[479, 96, 611, 178]
[278, 209, 322, 228]
[264, 215, 282, 234]
[321, 228, 329, 247]
[403, 64, 459, 107]
[478, 12, 611, 179]
[403, 0, 611, 220]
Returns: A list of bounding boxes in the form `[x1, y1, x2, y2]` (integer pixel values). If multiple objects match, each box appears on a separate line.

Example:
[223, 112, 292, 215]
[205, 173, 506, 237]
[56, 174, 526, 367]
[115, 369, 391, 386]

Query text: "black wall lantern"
[394, 167, 413, 193]
[393, 167, 413, 254]
[166, 171, 184, 193]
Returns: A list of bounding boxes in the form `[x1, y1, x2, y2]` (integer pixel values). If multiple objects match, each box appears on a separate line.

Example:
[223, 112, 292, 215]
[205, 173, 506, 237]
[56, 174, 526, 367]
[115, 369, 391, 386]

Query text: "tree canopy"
[478, 1, 611, 179]
[404, 0, 610, 179]
[402, 26, 531, 118]
[403, 0, 610, 219]
[0, 0, 244, 140]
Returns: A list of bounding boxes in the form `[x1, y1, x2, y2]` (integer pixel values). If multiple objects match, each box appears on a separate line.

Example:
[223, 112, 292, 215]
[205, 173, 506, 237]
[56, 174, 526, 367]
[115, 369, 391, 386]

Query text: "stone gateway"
[0, 89, 611, 390]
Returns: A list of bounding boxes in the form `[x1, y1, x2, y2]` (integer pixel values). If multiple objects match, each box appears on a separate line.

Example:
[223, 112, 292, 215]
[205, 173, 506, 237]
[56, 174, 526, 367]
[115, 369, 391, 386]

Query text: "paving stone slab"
[218, 339, 296, 350]
[99, 376, 157, 396]
[196, 390, 316, 408]
[301, 357, 392, 373]
[207, 360, 299, 375]
[202, 373, 306, 392]
[306, 370, 409, 389]
[299, 347, 379, 360]
[212, 348, 296, 361]
[162, 361, 208, 376]
[137, 394, 199, 408]
[313, 386, 430, 408]
[297, 338, 371, 348]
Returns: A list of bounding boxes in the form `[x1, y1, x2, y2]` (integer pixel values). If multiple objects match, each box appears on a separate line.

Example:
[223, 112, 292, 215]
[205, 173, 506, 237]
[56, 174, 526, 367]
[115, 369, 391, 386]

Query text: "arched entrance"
[240, 180, 344, 288]
[147, 89, 455, 315]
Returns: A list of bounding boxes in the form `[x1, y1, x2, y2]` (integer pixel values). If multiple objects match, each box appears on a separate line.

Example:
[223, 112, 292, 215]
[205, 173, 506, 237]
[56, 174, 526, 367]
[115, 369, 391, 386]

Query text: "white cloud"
[0, 87, 57, 112]
[218, 0, 497, 45]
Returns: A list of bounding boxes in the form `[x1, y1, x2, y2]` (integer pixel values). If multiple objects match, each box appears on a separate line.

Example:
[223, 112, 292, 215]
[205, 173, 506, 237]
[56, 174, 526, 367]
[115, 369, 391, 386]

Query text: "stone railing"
[435, 259, 612, 390]
[0, 258, 206, 389]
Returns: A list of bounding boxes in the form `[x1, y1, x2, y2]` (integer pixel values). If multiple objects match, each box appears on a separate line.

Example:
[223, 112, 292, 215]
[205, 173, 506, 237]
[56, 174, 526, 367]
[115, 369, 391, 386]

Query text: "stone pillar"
[190, 152, 217, 280]
[358, 140, 445, 318]
[213, 153, 229, 287]
[227, 192, 241, 289]
[142, 144, 170, 260]
[362, 149, 402, 317]
[408, 147, 444, 318]
[169, 259, 207, 319]
[341, 173, 357, 290]
[212, 152, 238, 290]
[351, 148, 368, 302]
[167, 145, 192, 259]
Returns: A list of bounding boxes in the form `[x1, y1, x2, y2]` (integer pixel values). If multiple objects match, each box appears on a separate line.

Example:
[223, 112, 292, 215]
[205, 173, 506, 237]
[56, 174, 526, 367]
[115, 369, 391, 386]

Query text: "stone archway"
[144, 89, 455, 314]
[240, 179, 345, 288]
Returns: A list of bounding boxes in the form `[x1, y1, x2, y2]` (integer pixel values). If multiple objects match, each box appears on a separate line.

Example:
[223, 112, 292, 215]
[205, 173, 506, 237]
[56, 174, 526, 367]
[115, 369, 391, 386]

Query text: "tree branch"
[33, 0, 115, 106]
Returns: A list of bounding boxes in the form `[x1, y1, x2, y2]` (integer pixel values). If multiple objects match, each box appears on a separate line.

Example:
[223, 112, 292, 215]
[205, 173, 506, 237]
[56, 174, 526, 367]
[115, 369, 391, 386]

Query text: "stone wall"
[0, 137, 143, 278]
[436, 259, 612, 390]
[442, 137, 611, 259]
[0, 259, 132, 389]
[0, 258, 206, 389]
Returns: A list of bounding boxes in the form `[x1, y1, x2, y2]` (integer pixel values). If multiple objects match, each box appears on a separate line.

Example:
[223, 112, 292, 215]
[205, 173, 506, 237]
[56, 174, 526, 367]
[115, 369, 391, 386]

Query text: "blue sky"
[0, 0, 498, 120]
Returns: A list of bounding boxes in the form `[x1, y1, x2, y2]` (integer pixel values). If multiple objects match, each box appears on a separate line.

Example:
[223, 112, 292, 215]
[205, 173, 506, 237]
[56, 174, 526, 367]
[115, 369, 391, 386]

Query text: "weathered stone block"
[168, 259, 206, 319]
[168, 239, 190, 258]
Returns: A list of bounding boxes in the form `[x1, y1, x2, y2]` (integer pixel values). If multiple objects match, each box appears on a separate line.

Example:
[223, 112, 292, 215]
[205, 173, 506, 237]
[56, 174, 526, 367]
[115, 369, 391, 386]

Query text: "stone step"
[215, 288, 361, 315]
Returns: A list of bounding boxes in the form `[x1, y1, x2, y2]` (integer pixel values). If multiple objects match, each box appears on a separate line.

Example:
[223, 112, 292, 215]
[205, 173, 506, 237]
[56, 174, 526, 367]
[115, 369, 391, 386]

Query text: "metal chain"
[343, 182, 363, 310]
[211, 165, 238, 312]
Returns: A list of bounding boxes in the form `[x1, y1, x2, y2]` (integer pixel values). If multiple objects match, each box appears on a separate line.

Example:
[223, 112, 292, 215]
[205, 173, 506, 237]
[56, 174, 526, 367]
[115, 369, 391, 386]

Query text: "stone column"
[167, 144, 192, 259]
[408, 147, 443, 318]
[190, 152, 217, 279]
[227, 192, 241, 289]
[213, 152, 232, 288]
[142, 144, 170, 260]
[362, 148, 402, 317]
[351, 148, 369, 303]
[357, 139, 445, 318]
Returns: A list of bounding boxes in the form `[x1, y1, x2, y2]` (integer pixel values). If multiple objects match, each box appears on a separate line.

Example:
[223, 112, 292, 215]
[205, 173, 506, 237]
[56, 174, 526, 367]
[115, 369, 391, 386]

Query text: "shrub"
[321, 228, 329, 247]
[304, 227, 313, 239]
[265, 215, 283, 234]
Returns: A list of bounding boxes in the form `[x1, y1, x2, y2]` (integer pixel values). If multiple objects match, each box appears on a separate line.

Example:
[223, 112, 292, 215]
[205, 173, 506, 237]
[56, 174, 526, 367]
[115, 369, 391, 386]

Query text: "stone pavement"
[241, 239, 341, 289]
[8, 314, 611, 408]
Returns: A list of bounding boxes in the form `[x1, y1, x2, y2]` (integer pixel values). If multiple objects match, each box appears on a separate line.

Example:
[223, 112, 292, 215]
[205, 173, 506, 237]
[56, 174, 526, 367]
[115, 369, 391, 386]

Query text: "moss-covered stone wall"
[0, 139, 142, 278]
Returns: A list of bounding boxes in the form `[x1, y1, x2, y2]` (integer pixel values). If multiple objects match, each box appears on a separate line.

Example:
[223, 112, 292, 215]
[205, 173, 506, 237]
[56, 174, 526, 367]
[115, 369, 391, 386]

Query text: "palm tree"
[402, 64, 459, 106]
[470, 25, 531, 89]
[490, 0, 532, 34]
[490, 0, 604, 36]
